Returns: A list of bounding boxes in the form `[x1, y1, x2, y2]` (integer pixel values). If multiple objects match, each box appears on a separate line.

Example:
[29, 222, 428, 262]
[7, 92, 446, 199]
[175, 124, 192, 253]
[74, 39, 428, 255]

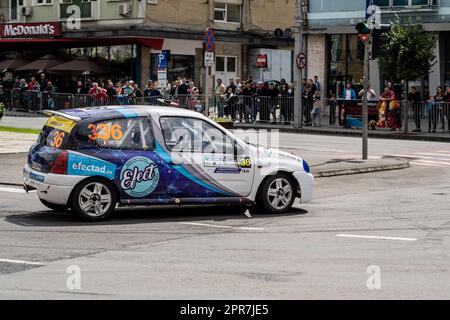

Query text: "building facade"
[306, 0, 450, 99]
[0, 0, 296, 92]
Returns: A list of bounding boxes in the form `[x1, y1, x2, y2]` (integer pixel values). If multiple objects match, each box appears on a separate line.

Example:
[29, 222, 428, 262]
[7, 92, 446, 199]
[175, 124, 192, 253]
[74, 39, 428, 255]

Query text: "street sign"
[204, 51, 214, 66]
[205, 27, 215, 52]
[157, 51, 168, 69]
[256, 54, 267, 68]
[296, 52, 306, 69]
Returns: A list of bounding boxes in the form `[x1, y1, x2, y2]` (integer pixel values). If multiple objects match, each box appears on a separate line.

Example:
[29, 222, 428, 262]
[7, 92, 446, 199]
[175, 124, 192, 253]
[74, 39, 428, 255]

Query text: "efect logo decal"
[68, 153, 116, 180]
[120, 157, 160, 198]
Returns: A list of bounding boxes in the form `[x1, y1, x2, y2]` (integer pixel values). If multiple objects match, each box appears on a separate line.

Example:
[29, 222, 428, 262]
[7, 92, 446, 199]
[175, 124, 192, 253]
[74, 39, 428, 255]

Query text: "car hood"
[249, 145, 306, 172]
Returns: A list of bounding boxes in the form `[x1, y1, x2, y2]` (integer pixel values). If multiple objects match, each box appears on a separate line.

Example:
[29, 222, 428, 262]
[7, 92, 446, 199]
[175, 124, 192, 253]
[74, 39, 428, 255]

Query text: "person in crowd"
[358, 85, 376, 101]
[224, 87, 238, 120]
[408, 86, 423, 133]
[255, 81, 269, 122]
[444, 86, 450, 133]
[39, 73, 48, 92]
[149, 82, 162, 98]
[302, 85, 314, 125]
[43, 81, 57, 109]
[267, 82, 280, 123]
[215, 78, 226, 117]
[328, 93, 338, 126]
[178, 78, 189, 95]
[379, 86, 399, 130]
[308, 79, 317, 92]
[76, 80, 88, 95]
[240, 80, 254, 123]
[143, 80, 153, 97]
[89, 82, 100, 99]
[235, 78, 242, 95]
[341, 82, 357, 127]
[427, 86, 444, 133]
[226, 78, 236, 94]
[311, 88, 322, 127]
[132, 82, 143, 98]
[115, 81, 123, 95]
[314, 76, 322, 93]
[28, 77, 40, 92]
[106, 81, 116, 102]
[279, 83, 293, 123]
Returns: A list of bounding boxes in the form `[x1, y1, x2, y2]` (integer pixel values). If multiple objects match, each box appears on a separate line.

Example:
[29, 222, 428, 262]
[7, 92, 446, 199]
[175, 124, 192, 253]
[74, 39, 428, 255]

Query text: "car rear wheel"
[255, 174, 296, 214]
[39, 199, 70, 212]
[71, 179, 117, 221]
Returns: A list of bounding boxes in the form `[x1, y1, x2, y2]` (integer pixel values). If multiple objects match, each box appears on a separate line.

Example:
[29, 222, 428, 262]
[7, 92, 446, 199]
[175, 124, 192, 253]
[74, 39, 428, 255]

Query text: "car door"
[159, 116, 255, 199]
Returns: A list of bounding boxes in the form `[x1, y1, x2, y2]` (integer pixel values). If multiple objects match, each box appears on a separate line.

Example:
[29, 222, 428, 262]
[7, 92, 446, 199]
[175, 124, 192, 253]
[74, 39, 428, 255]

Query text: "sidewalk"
[234, 123, 450, 143]
[0, 131, 409, 186]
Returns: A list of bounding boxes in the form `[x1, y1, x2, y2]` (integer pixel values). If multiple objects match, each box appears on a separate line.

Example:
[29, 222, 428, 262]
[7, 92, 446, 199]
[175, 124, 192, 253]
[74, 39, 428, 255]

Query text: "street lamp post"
[293, 0, 303, 128]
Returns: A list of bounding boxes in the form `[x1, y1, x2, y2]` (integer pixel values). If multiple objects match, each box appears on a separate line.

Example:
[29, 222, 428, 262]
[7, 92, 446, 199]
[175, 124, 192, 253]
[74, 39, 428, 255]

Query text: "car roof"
[54, 105, 207, 121]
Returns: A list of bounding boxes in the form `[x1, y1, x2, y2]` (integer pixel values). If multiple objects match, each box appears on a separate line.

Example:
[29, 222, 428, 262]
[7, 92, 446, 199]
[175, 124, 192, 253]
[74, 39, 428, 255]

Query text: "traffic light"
[372, 25, 391, 59]
[355, 22, 370, 35]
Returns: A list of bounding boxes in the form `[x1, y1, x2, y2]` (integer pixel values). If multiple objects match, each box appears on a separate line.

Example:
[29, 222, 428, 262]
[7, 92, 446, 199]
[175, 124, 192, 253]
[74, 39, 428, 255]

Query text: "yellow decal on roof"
[46, 116, 76, 133]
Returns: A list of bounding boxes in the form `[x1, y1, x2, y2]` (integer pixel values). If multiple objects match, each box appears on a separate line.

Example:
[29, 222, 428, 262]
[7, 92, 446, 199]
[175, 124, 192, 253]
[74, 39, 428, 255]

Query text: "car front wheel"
[71, 179, 117, 221]
[255, 174, 296, 214]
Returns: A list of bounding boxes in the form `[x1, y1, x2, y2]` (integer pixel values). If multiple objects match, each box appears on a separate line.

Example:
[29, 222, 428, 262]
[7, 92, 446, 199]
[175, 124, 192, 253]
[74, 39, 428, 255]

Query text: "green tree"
[378, 17, 436, 84]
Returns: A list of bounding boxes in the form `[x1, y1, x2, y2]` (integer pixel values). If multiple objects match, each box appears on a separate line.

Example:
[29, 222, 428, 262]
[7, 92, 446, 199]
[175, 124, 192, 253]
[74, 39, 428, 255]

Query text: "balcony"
[60, 0, 93, 19]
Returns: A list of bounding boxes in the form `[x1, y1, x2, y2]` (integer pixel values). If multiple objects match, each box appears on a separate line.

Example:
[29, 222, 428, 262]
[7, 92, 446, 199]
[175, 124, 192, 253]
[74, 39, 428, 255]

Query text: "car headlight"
[302, 160, 310, 174]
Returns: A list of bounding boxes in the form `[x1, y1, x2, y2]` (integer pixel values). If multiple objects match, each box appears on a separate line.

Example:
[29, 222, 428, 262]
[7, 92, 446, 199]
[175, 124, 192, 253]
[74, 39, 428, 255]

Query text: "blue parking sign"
[157, 51, 168, 69]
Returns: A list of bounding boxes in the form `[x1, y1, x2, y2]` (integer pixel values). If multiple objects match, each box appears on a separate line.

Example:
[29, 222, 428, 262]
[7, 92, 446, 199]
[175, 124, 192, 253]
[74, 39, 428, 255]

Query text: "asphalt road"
[0, 133, 449, 299]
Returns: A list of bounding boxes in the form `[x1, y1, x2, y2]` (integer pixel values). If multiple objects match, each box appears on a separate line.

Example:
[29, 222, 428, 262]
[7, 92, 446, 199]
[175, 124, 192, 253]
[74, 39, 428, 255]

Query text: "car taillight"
[50, 151, 68, 175]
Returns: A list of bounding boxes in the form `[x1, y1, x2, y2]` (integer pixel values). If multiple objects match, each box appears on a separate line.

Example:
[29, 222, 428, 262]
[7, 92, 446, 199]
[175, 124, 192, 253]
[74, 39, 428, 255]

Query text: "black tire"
[39, 199, 70, 212]
[254, 173, 296, 214]
[71, 178, 117, 222]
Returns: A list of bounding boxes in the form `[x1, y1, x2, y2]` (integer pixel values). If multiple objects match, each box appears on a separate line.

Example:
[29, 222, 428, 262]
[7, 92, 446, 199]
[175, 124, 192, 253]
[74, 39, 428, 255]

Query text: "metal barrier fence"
[1, 89, 449, 133]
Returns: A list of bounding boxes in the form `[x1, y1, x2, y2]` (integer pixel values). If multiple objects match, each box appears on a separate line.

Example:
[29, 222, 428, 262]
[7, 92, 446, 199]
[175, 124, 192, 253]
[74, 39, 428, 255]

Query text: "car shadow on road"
[4, 206, 308, 227]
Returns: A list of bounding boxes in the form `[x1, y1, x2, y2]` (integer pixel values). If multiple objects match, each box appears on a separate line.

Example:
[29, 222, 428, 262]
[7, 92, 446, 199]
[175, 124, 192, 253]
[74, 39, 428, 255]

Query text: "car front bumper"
[23, 165, 85, 206]
[293, 171, 314, 204]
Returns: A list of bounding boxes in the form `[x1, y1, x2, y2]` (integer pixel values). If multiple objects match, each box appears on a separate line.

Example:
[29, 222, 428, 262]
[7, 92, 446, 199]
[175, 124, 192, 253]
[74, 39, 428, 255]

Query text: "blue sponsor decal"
[68, 153, 116, 179]
[120, 157, 160, 198]
[214, 168, 242, 174]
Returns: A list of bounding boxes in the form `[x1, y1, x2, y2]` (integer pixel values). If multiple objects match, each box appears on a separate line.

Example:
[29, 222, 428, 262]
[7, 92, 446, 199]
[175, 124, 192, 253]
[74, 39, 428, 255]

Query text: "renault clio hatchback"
[23, 105, 314, 221]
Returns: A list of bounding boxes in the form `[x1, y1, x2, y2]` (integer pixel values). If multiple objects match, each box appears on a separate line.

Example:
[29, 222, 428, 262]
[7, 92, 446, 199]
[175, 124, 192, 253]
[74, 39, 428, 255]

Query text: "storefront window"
[328, 34, 364, 98]
[151, 54, 194, 84]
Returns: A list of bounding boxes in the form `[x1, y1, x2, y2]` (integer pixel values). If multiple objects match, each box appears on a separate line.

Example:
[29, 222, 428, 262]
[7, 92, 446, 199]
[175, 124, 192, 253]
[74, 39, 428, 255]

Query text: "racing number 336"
[51, 131, 65, 148]
[88, 123, 123, 141]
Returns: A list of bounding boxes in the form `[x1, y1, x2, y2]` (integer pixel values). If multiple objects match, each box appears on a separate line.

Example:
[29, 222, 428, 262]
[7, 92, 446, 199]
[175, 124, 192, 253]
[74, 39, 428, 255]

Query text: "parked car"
[23, 105, 314, 221]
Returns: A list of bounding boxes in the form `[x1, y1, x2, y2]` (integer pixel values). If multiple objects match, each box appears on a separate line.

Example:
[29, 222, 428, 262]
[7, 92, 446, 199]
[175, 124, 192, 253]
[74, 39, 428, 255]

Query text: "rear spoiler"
[43, 110, 82, 122]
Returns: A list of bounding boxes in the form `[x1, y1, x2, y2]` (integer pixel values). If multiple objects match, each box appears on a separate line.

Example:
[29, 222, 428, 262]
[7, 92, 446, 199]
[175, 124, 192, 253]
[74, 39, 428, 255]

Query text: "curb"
[313, 160, 410, 178]
[233, 124, 450, 143]
[4, 111, 45, 118]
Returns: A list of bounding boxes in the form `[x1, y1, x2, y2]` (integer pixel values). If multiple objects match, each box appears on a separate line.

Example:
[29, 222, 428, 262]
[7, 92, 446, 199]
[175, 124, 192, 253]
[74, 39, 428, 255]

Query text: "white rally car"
[23, 105, 314, 221]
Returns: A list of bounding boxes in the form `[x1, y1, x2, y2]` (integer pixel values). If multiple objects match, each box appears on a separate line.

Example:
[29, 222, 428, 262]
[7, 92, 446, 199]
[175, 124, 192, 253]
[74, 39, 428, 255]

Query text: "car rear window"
[75, 117, 154, 151]
[38, 116, 77, 149]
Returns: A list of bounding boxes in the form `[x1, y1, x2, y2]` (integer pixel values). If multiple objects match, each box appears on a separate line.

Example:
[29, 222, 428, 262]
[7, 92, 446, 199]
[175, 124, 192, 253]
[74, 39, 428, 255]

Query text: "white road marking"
[179, 222, 265, 231]
[336, 234, 418, 242]
[0, 258, 45, 266]
[415, 152, 450, 158]
[0, 186, 32, 194]
[410, 160, 450, 166]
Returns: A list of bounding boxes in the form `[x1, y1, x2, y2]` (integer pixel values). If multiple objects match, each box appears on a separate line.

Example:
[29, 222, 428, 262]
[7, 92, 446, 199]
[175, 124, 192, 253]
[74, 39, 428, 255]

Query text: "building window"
[60, 0, 93, 19]
[328, 34, 364, 98]
[214, 2, 241, 23]
[36, 0, 53, 5]
[375, 0, 438, 8]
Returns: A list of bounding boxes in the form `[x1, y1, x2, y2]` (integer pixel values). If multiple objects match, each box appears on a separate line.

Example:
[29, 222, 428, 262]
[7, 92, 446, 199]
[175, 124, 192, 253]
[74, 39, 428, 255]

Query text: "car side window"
[160, 117, 235, 154]
[76, 117, 154, 151]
